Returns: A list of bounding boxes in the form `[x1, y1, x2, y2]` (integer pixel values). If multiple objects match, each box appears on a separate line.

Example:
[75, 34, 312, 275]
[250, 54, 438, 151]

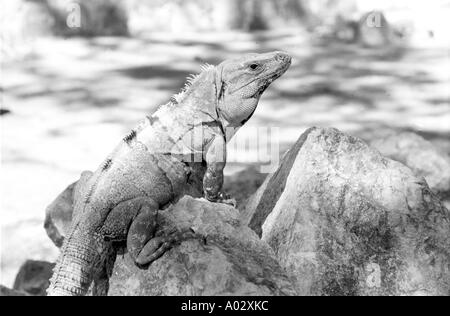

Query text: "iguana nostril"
[275, 52, 291, 63]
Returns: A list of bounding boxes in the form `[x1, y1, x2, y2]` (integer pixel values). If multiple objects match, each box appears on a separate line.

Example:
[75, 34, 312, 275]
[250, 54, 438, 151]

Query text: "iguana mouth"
[252, 80, 272, 98]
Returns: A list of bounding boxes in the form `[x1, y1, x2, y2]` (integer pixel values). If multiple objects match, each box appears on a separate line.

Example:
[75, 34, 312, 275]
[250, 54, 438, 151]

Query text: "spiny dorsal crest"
[171, 63, 215, 104]
[200, 63, 213, 72]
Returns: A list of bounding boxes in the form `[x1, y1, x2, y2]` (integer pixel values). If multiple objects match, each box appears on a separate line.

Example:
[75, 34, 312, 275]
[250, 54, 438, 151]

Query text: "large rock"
[13, 260, 55, 296]
[241, 130, 311, 237]
[44, 180, 77, 247]
[371, 132, 450, 199]
[108, 196, 297, 296]
[243, 127, 450, 296]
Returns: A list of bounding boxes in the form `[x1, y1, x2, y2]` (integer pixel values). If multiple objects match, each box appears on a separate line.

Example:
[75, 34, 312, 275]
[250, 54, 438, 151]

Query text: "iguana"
[47, 51, 292, 296]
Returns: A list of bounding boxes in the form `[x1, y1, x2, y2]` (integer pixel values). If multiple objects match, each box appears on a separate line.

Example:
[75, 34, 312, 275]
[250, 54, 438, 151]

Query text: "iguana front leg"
[202, 133, 236, 206]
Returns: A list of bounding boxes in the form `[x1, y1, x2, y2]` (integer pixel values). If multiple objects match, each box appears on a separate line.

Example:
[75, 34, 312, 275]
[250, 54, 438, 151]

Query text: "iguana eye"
[249, 63, 260, 71]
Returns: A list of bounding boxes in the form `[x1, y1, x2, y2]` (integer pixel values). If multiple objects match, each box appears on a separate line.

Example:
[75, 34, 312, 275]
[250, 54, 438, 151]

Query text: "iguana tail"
[47, 224, 99, 296]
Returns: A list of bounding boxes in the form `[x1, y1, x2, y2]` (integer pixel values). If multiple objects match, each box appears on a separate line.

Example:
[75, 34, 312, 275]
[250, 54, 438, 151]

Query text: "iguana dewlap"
[47, 51, 291, 296]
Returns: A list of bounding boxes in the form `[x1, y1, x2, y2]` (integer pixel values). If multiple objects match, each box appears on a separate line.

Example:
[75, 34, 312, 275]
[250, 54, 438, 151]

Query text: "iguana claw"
[204, 192, 237, 208]
[216, 192, 237, 207]
[135, 228, 199, 267]
[217, 197, 237, 208]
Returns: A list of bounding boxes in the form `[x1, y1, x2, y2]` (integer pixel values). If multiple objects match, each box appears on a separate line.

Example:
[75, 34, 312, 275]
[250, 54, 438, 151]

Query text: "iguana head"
[215, 51, 291, 128]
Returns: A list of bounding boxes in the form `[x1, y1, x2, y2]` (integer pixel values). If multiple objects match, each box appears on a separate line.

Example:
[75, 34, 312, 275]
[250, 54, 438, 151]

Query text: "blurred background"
[1, 0, 449, 287]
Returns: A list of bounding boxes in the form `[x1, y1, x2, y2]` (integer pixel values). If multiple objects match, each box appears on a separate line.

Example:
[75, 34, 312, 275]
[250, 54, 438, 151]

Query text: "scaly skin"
[47, 51, 291, 296]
